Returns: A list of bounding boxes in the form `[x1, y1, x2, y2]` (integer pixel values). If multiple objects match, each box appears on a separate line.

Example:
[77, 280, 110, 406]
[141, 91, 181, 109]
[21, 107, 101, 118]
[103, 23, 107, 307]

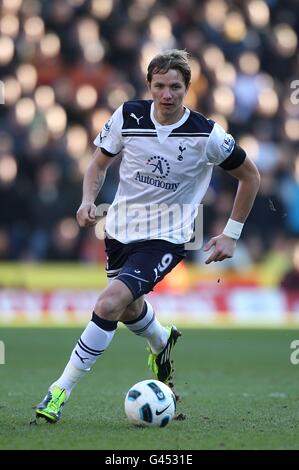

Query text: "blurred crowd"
[0, 0, 299, 284]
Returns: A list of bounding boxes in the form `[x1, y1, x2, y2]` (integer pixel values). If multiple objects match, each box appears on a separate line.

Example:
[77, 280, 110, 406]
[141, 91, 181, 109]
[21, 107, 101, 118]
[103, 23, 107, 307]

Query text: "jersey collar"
[150, 103, 190, 143]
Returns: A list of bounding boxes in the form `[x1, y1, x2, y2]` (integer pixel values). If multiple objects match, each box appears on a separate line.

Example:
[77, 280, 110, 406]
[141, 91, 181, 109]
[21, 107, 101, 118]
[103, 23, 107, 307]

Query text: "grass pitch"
[1, 327, 299, 450]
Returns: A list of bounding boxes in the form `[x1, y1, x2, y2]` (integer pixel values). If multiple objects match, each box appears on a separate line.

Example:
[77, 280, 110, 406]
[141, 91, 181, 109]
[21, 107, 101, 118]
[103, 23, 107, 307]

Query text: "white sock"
[50, 362, 88, 400]
[51, 313, 117, 398]
[124, 300, 168, 354]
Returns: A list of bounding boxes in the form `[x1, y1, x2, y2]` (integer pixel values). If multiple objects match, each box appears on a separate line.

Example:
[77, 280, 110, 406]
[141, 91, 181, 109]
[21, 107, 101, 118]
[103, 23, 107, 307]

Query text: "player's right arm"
[77, 105, 124, 227]
[76, 148, 114, 227]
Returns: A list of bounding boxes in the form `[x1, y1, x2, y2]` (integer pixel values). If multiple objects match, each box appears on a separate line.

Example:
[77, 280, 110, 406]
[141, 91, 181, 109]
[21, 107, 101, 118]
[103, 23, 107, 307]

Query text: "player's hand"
[76, 202, 97, 227]
[203, 234, 237, 264]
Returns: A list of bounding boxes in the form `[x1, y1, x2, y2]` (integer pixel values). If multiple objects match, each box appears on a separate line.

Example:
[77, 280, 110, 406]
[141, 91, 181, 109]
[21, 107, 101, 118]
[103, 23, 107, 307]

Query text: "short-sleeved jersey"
[93, 100, 236, 244]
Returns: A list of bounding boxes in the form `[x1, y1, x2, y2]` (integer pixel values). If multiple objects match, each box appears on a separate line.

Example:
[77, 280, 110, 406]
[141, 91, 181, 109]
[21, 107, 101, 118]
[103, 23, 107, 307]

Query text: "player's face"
[149, 69, 188, 125]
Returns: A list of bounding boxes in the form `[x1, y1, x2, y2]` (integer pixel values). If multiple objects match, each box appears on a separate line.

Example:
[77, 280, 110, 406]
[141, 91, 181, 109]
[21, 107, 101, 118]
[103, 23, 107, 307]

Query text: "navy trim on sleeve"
[100, 147, 119, 157]
[219, 144, 246, 170]
[173, 111, 214, 134]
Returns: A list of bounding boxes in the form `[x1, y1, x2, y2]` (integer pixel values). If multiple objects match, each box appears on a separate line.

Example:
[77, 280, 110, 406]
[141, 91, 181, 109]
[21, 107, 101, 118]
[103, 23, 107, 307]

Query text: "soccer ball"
[124, 379, 176, 427]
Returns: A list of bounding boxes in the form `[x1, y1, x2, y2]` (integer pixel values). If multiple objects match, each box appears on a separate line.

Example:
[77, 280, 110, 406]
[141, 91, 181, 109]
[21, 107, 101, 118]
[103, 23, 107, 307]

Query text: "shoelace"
[47, 390, 65, 412]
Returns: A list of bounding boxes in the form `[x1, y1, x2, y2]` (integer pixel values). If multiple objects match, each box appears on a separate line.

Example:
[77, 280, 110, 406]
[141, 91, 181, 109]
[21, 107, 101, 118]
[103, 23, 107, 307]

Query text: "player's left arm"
[224, 154, 261, 224]
[204, 154, 260, 264]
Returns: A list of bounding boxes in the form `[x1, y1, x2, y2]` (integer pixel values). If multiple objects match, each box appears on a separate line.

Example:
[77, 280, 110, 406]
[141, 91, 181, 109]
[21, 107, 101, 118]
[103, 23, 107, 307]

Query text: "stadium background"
[0, 0, 299, 326]
[2, 0, 299, 453]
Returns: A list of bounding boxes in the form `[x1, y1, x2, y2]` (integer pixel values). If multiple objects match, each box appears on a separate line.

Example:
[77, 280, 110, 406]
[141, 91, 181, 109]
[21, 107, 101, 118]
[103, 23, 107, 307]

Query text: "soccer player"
[35, 49, 260, 422]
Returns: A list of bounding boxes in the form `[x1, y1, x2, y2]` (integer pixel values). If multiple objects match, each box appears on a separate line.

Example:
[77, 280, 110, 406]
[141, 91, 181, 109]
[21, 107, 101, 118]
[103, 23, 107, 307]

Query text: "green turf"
[0, 327, 299, 450]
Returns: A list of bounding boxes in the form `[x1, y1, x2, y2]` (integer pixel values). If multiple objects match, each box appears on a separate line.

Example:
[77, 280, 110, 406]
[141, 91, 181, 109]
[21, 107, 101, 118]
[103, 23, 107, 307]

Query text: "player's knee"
[95, 279, 134, 320]
[95, 295, 125, 320]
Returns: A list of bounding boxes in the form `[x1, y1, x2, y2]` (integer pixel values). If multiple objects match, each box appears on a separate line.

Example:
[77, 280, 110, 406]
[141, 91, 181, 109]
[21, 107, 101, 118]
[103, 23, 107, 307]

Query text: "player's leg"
[121, 298, 181, 383]
[116, 240, 185, 383]
[120, 297, 169, 359]
[35, 279, 133, 423]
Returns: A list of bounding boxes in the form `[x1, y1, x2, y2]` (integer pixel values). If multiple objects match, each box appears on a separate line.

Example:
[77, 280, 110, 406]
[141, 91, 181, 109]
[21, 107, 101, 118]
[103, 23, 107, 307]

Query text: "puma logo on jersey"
[130, 113, 144, 125]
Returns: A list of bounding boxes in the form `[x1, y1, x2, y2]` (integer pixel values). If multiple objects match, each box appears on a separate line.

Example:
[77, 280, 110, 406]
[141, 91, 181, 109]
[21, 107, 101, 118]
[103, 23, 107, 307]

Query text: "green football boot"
[148, 325, 181, 383]
[35, 385, 67, 423]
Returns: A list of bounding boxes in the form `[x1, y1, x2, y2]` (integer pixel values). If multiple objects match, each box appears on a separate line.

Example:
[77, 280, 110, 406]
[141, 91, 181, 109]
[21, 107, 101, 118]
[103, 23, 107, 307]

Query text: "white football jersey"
[93, 100, 236, 244]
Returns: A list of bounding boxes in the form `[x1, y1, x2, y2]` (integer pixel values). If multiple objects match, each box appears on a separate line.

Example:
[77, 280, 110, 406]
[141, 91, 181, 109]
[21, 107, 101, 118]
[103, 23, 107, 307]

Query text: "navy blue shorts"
[104, 237, 186, 300]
